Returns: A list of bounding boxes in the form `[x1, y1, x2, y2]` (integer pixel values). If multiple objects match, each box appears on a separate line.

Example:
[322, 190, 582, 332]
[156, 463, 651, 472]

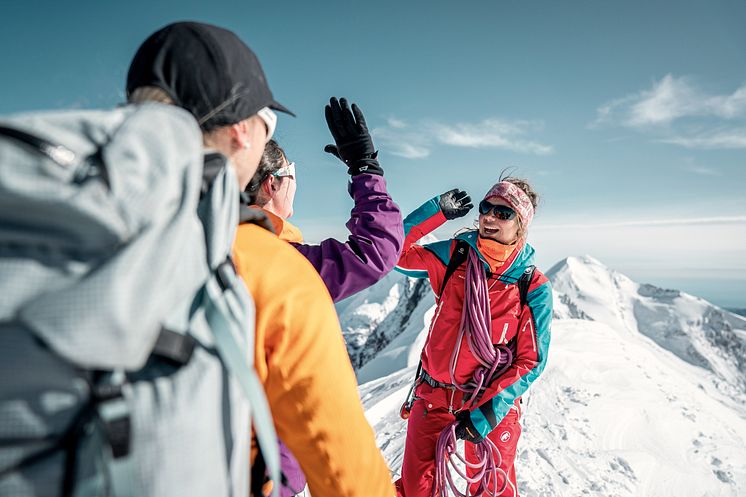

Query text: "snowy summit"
[338, 255, 746, 497]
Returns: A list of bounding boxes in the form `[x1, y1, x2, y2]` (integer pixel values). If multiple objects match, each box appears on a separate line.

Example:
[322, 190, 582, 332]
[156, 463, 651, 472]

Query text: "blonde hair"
[127, 86, 174, 105]
[128, 85, 225, 147]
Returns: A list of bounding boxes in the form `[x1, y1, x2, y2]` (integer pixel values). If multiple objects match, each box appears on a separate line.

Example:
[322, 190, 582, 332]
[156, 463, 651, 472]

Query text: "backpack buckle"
[92, 373, 131, 459]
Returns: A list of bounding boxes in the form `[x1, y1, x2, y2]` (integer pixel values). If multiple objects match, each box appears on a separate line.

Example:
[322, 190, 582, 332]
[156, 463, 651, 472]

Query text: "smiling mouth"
[482, 227, 500, 236]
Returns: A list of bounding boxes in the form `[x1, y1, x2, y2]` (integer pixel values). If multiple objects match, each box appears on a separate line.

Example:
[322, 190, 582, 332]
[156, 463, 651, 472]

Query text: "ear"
[229, 121, 250, 151]
[261, 175, 277, 196]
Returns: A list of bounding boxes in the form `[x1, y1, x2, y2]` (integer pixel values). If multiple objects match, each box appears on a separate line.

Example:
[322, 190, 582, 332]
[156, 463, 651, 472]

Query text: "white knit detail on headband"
[484, 181, 535, 227]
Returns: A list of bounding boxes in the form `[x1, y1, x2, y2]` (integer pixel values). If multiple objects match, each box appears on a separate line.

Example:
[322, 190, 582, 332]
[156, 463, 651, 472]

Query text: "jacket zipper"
[429, 299, 445, 335]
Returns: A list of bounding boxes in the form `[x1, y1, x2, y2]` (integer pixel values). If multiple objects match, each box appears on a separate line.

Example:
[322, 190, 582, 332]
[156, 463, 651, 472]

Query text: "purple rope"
[449, 249, 513, 407]
[434, 424, 508, 497]
[434, 248, 513, 497]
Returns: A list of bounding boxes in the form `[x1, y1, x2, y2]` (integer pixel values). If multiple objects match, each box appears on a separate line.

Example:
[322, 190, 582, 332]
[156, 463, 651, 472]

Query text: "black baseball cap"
[127, 21, 293, 131]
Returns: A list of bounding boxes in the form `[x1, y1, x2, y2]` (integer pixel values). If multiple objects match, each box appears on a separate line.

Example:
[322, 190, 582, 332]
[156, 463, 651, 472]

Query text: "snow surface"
[347, 256, 746, 496]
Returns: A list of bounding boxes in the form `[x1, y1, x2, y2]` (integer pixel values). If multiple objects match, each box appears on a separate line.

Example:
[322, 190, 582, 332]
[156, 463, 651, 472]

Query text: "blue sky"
[1, 0, 745, 307]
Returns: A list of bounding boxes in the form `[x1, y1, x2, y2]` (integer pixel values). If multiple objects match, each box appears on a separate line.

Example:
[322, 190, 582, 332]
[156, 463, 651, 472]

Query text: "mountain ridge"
[549, 255, 746, 397]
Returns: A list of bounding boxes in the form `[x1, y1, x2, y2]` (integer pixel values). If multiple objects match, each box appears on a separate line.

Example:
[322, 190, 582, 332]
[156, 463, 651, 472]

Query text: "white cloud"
[627, 75, 701, 126]
[386, 117, 407, 129]
[373, 116, 553, 160]
[388, 142, 430, 159]
[598, 75, 746, 128]
[429, 119, 554, 155]
[371, 125, 431, 159]
[687, 166, 721, 176]
[659, 127, 746, 149]
[705, 85, 746, 119]
[594, 75, 746, 149]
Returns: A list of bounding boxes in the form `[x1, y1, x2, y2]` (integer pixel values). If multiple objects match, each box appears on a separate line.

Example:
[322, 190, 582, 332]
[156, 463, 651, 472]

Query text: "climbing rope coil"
[436, 248, 514, 497]
[434, 424, 508, 497]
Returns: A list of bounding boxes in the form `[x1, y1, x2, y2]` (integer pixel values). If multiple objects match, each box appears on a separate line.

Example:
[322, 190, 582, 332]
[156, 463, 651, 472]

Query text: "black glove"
[324, 97, 383, 176]
[454, 410, 484, 443]
[438, 189, 473, 220]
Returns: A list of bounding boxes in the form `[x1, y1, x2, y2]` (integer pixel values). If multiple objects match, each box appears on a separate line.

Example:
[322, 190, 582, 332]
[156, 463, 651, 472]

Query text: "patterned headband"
[483, 181, 535, 228]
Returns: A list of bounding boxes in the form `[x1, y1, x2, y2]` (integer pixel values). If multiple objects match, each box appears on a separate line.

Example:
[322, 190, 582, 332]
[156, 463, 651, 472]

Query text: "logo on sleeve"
[500, 431, 511, 443]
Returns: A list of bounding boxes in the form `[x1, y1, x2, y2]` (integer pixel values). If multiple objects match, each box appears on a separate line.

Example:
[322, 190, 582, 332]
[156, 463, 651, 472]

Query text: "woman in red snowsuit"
[395, 178, 553, 497]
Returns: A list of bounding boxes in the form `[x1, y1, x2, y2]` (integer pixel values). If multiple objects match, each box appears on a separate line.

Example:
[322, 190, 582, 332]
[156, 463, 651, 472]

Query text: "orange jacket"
[254, 207, 304, 244]
[232, 223, 394, 497]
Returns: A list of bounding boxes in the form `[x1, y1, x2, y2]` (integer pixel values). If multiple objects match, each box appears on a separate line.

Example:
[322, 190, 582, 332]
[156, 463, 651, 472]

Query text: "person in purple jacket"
[245, 97, 404, 497]
[246, 97, 404, 303]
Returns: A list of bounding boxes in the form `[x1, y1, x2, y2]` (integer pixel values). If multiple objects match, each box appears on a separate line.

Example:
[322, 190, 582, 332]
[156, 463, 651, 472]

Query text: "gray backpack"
[0, 104, 280, 497]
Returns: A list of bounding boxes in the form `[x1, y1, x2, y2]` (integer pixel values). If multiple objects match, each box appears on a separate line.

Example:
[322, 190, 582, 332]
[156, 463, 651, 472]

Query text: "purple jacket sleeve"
[291, 173, 404, 302]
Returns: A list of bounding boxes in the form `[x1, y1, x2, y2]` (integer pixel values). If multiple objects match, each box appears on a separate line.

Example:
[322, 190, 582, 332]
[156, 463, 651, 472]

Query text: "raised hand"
[324, 97, 383, 176]
[438, 189, 473, 220]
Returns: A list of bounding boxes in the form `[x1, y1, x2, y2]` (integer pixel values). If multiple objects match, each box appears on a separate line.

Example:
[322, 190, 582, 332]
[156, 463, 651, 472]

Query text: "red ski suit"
[394, 197, 552, 497]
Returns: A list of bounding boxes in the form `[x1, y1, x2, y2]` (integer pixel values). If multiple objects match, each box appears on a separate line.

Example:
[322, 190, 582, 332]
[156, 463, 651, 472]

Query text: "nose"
[482, 212, 500, 223]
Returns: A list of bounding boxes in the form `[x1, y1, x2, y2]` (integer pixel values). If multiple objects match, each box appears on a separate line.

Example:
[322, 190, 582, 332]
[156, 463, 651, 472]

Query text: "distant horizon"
[315, 223, 744, 310]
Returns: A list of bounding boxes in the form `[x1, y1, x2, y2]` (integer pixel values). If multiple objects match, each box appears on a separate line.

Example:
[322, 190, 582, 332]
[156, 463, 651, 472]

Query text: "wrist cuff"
[349, 158, 383, 176]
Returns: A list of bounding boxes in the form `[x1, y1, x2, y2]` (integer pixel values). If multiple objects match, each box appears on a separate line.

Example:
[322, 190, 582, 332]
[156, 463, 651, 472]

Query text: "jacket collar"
[455, 230, 536, 282]
[254, 207, 304, 243]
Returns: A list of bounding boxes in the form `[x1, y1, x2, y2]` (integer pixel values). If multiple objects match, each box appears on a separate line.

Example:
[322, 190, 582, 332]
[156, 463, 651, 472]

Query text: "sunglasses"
[257, 107, 277, 143]
[478, 200, 516, 220]
[271, 161, 295, 178]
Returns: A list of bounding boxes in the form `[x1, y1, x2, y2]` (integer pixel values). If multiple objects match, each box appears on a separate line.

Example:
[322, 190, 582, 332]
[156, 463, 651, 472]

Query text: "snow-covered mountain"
[728, 308, 746, 317]
[344, 256, 746, 496]
[335, 270, 432, 372]
[548, 256, 746, 398]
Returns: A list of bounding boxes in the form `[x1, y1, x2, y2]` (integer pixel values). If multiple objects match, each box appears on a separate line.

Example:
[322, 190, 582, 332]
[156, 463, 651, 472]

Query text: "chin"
[479, 230, 515, 245]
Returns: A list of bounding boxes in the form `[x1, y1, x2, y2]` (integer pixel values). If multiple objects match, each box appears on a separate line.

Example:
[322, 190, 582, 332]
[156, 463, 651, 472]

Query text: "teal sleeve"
[394, 196, 444, 279]
[402, 196, 441, 238]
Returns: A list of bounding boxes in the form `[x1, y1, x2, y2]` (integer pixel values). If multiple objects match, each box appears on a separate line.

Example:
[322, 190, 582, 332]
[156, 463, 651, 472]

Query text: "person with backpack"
[244, 100, 403, 495]
[126, 21, 395, 497]
[245, 98, 404, 303]
[0, 95, 244, 497]
[0, 21, 283, 497]
[394, 178, 553, 497]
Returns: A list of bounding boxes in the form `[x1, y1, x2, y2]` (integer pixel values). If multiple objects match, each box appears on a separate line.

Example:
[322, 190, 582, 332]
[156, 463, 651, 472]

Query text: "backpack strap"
[203, 261, 281, 497]
[517, 265, 536, 308]
[202, 153, 228, 198]
[93, 372, 136, 497]
[438, 239, 470, 298]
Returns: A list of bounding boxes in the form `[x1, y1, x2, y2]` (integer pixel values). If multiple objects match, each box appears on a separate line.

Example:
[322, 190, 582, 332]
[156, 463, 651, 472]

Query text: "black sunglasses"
[478, 200, 516, 220]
